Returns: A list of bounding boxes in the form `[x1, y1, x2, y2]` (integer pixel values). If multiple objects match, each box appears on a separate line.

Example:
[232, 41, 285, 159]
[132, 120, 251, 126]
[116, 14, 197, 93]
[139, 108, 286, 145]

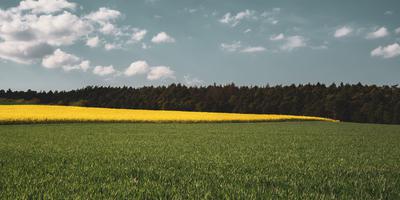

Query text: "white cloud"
[395, 27, 400, 34]
[219, 11, 246, 26]
[85, 7, 121, 24]
[183, 75, 204, 86]
[366, 27, 389, 39]
[99, 23, 114, 34]
[0, 10, 92, 48]
[236, 10, 256, 20]
[371, 43, 400, 58]
[0, 3, 125, 68]
[99, 23, 120, 35]
[221, 42, 266, 53]
[240, 46, 266, 53]
[219, 10, 256, 27]
[86, 36, 100, 48]
[78, 60, 90, 71]
[124, 60, 150, 76]
[270, 33, 285, 41]
[42, 48, 89, 71]
[147, 66, 175, 80]
[93, 65, 116, 76]
[151, 32, 175, 43]
[281, 36, 307, 51]
[85, 7, 122, 36]
[42, 49, 79, 69]
[62, 60, 91, 71]
[32, 12, 92, 46]
[0, 1, 174, 80]
[0, 1, 180, 80]
[0, 16, 35, 42]
[334, 26, 353, 38]
[131, 29, 147, 42]
[244, 29, 251, 33]
[220, 41, 241, 52]
[104, 43, 122, 51]
[0, 41, 53, 64]
[18, 0, 76, 14]
[123, 60, 176, 81]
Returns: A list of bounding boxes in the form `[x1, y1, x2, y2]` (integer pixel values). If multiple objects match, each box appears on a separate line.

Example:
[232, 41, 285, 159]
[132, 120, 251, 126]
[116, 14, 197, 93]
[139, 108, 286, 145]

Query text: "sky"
[0, 0, 399, 90]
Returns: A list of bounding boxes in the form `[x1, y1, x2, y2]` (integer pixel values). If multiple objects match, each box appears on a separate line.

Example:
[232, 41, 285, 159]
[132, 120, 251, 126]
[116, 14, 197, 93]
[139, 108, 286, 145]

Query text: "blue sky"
[0, 0, 399, 90]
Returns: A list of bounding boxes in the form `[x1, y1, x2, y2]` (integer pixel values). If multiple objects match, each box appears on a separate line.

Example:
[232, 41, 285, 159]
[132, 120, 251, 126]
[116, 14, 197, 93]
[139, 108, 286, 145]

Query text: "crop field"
[0, 105, 337, 124]
[0, 122, 399, 199]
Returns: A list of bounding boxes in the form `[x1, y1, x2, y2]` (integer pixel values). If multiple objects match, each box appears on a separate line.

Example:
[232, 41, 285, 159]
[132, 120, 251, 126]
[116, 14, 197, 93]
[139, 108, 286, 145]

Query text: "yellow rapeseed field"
[0, 105, 338, 124]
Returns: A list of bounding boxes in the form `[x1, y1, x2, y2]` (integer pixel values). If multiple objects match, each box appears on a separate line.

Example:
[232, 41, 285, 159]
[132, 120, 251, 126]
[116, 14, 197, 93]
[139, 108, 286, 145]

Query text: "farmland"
[0, 105, 336, 124]
[1, 122, 399, 199]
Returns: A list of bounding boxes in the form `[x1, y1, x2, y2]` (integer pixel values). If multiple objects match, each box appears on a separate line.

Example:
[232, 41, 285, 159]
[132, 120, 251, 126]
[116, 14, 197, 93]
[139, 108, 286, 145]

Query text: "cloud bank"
[0, 0, 176, 80]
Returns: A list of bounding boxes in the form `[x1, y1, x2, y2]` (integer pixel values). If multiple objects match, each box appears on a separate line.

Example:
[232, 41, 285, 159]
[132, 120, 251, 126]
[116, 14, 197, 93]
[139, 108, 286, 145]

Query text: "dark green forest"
[1, 83, 400, 124]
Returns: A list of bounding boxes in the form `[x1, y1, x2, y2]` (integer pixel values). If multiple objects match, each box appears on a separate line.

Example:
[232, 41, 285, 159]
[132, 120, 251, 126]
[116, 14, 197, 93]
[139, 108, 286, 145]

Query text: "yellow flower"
[0, 105, 338, 123]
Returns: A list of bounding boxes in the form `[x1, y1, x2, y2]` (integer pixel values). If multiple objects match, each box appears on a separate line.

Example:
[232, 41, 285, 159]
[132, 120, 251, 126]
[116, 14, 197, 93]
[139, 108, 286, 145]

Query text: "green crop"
[0, 122, 399, 199]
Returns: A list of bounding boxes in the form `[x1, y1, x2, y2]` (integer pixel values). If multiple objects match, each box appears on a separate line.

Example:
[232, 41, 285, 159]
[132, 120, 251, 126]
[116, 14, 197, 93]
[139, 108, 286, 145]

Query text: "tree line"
[1, 83, 400, 124]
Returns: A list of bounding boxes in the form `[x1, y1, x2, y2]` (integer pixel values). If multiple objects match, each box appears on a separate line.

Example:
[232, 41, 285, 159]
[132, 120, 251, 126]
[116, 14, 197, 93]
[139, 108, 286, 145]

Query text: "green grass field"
[1, 122, 399, 199]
